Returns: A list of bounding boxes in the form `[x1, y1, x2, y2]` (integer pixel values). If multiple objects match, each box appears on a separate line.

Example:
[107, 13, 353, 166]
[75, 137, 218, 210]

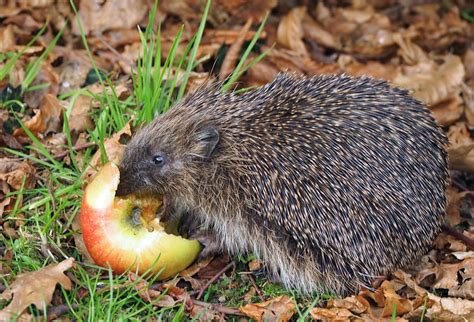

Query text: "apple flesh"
[80, 162, 201, 279]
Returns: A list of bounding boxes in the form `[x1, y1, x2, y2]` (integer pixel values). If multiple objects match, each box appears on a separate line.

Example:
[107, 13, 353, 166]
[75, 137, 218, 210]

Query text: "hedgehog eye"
[152, 154, 166, 166]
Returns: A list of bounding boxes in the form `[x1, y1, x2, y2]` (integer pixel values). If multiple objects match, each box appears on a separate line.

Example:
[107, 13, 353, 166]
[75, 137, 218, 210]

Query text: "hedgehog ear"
[195, 126, 220, 159]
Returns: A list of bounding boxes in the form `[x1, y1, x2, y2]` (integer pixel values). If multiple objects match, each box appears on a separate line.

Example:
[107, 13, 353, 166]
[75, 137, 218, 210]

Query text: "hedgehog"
[115, 73, 449, 295]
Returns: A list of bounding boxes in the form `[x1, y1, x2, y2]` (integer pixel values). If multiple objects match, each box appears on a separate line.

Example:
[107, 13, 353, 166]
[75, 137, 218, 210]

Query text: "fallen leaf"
[0, 258, 74, 319]
[463, 83, 474, 127]
[14, 93, 63, 137]
[447, 122, 474, 172]
[445, 186, 469, 225]
[310, 307, 354, 320]
[239, 295, 296, 322]
[179, 256, 214, 278]
[72, 0, 147, 35]
[277, 7, 308, 57]
[394, 55, 465, 106]
[219, 19, 252, 81]
[417, 258, 474, 290]
[302, 14, 339, 50]
[394, 270, 474, 320]
[0, 158, 36, 191]
[128, 272, 176, 307]
[68, 94, 93, 133]
[430, 95, 463, 126]
[248, 259, 262, 271]
[23, 63, 60, 109]
[0, 25, 16, 52]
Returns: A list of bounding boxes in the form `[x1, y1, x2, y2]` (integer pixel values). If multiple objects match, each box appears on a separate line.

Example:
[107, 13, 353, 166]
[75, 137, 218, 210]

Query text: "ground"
[0, 0, 473, 320]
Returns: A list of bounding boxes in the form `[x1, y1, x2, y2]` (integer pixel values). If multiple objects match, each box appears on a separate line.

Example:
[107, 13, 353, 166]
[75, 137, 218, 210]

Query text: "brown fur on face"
[116, 73, 449, 296]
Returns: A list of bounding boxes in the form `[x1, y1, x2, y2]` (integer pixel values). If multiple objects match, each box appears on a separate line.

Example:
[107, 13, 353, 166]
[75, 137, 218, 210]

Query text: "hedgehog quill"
[116, 74, 448, 295]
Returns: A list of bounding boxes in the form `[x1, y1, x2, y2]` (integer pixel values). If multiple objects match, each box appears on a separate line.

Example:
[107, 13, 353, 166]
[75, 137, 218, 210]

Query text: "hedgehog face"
[116, 111, 220, 201]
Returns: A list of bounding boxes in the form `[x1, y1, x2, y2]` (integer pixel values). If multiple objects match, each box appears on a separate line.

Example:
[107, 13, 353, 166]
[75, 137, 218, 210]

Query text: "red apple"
[80, 162, 201, 279]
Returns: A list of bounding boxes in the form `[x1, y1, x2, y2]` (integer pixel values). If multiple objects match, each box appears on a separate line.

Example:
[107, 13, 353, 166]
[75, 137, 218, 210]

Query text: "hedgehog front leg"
[179, 214, 221, 261]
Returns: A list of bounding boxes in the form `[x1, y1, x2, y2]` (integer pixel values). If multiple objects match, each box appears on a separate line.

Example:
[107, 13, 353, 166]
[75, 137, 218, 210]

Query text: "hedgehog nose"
[115, 180, 130, 197]
[116, 167, 133, 196]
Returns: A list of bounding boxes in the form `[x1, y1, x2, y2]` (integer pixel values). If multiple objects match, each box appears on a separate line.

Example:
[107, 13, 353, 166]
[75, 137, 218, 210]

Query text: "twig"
[247, 273, 264, 300]
[196, 261, 235, 300]
[191, 298, 245, 316]
[47, 303, 78, 321]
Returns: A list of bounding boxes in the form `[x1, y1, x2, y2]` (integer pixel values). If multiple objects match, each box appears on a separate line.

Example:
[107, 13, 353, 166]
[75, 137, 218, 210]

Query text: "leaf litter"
[0, 0, 473, 320]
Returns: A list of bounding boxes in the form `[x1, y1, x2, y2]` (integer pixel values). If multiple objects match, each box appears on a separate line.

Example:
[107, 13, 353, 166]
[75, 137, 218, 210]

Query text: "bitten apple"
[80, 162, 201, 279]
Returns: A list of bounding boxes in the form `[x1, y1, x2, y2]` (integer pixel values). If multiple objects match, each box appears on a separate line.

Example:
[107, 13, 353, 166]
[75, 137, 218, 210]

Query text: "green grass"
[0, 0, 333, 320]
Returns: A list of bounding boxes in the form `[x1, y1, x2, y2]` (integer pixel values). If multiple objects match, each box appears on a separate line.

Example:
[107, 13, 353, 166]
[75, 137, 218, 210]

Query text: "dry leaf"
[464, 47, 474, 81]
[0, 159, 36, 191]
[248, 259, 262, 271]
[417, 258, 474, 290]
[0, 258, 74, 319]
[464, 83, 474, 127]
[394, 270, 474, 320]
[302, 14, 339, 50]
[394, 55, 465, 106]
[23, 63, 60, 109]
[0, 25, 16, 52]
[68, 94, 94, 133]
[219, 19, 252, 81]
[72, 0, 147, 35]
[277, 7, 308, 57]
[430, 95, 463, 126]
[445, 186, 469, 225]
[14, 94, 63, 137]
[239, 295, 296, 322]
[447, 122, 474, 172]
[310, 307, 354, 320]
[128, 272, 176, 307]
[179, 256, 214, 278]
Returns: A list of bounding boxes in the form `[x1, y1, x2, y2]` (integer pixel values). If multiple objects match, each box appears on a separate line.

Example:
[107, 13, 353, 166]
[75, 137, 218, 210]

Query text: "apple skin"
[80, 162, 201, 279]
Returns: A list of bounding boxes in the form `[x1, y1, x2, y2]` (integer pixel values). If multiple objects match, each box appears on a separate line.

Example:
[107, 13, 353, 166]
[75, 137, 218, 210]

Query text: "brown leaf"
[394, 270, 474, 320]
[447, 122, 474, 172]
[277, 7, 308, 57]
[197, 255, 230, 280]
[449, 279, 474, 300]
[464, 83, 474, 127]
[219, 19, 252, 81]
[239, 295, 296, 322]
[180, 256, 214, 278]
[357, 281, 412, 319]
[430, 95, 463, 126]
[14, 94, 63, 137]
[464, 46, 474, 81]
[417, 258, 474, 290]
[0, 258, 74, 319]
[248, 259, 262, 271]
[68, 94, 94, 133]
[72, 0, 147, 35]
[310, 307, 354, 321]
[330, 296, 367, 314]
[188, 300, 224, 321]
[23, 63, 60, 109]
[128, 272, 176, 307]
[393, 55, 465, 106]
[0, 25, 16, 52]
[435, 233, 470, 252]
[0, 158, 36, 191]
[302, 14, 340, 50]
[445, 186, 469, 225]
